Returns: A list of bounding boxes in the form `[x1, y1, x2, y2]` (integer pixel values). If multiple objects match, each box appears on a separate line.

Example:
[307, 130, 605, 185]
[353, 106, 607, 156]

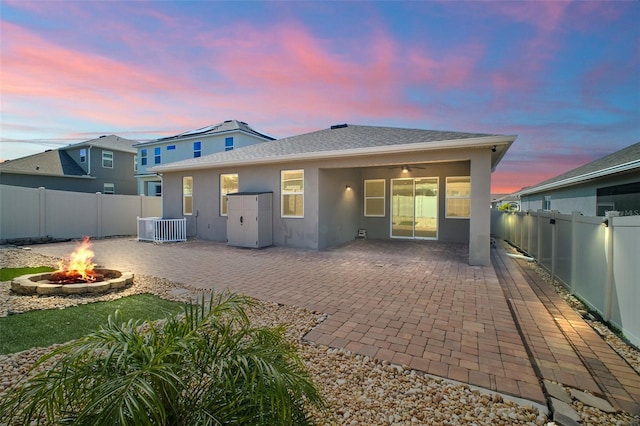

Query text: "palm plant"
[0, 292, 326, 425]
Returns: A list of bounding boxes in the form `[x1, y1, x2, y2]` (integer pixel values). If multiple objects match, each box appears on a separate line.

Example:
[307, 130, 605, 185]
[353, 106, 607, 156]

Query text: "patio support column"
[469, 149, 492, 266]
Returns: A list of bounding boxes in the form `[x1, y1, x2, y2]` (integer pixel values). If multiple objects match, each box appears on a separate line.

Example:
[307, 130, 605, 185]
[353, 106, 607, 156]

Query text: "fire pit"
[11, 237, 134, 296]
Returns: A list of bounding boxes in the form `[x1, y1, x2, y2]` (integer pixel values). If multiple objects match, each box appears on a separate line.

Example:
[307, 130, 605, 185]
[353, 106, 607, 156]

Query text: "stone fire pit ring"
[11, 269, 134, 296]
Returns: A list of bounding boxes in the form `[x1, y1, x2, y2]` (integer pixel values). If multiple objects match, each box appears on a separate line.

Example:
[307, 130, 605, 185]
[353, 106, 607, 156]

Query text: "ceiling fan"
[389, 164, 426, 173]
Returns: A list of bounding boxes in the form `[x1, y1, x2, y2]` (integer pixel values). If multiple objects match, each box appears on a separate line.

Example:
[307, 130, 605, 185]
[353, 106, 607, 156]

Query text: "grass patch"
[0, 266, 56, 282]
[0, 294, 182, 355]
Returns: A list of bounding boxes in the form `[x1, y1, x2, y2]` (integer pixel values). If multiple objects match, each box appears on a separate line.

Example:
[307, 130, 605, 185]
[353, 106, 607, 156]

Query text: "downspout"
[87, 145, 92, 175]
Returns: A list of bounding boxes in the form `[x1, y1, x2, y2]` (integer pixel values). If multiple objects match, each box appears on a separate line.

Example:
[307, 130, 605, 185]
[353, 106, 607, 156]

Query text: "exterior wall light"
[345, 185, 351, 190]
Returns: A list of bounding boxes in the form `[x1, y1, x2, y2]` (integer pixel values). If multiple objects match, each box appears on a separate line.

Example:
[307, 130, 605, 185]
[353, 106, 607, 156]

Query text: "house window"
[194, 141, 201, 158]
[79, 148, 86, 163]
[220, 173, 238, 216]
[225, 137, 234, 151]
[134, 155, 137, 172]
[183, 176, 193, 215]
[446, 176, 471, 218]
[141, 149, 148, 166]
[166, 145, 176, 150]
[281, 169, 304, 218]
[103, 183, 115, 194]
[543, 196, 551, 211]
[102, 150, 113, 168]
[154, 147, 161, 164]
[364, 179, 385, 217]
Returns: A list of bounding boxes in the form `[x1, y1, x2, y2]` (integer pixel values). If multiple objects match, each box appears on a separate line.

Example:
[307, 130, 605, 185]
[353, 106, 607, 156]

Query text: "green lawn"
[0, 293, 183, 354]
[0, 266, 56, 282]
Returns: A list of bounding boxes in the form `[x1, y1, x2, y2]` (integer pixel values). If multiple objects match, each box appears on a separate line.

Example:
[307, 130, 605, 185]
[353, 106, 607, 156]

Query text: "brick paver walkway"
[492, 240, 640, 415]
[28, 238, 636, 412]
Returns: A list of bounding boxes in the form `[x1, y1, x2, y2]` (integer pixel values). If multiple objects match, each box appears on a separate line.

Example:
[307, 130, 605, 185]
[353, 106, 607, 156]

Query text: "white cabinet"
[226, 192, 273, 248]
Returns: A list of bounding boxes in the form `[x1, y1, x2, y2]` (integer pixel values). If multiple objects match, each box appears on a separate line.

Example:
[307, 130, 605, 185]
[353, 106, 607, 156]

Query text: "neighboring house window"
[102, 150, 113, 168]
[141, 149, 148, 166]
[281, 169, 304, 218]
[446, 176, 471, 218]
[166, 145, 176, 150]
[134, 155, 138, 172]
[364, 179, 385, 217]
[79, 148, 86, 163]
[543, 196, 551, 211]
[103, 183, 115, 194]
[225, 137, 234, 151]
[154, 147, 161, 164]
[194, 141, 201, 158]
[220, 173, 238, 216]
[183, 176, 193, 215]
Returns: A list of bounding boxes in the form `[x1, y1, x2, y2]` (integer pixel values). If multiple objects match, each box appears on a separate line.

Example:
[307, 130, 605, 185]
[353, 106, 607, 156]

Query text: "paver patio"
[28, 237, 640, 412]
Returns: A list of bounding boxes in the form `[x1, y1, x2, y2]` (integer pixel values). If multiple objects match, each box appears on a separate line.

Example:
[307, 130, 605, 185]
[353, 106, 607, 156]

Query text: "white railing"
[137, 217, 187, 243]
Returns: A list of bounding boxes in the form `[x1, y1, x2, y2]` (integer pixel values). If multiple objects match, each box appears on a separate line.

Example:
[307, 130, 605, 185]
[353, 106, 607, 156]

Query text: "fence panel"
[609, 216, 640, 346]
[538, 212, 553, 272]
[555, 214, 573, 287]
[572, 216, 607, 313]
[102, 194, 140, 236]
[45, 189, 97, 238]
[0, 185, 41, 239]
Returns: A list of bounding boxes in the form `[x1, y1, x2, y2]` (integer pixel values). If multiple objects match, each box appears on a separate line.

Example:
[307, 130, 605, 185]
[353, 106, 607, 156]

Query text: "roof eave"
[152, 134, 516, 173]
[0, 171, 96, 179]
[517, 160, 640, 196]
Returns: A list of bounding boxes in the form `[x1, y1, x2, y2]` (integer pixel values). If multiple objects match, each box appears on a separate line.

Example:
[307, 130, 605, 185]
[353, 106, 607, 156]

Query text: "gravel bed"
[1, 247, 639, 425]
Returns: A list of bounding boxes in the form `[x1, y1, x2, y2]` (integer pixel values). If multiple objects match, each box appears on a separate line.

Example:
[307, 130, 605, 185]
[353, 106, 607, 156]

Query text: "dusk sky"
[1, 1, 638, 193]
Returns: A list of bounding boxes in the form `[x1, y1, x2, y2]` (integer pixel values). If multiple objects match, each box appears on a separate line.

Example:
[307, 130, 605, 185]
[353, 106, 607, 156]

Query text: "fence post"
[604, 211, 619, 322]
[38, 187, 46, 238]
[96, 192, 103, 238]
[570, 211, 581, 293]
[527, 210, 533, 256]
[536, 209, 542, 261]
[551, 211, 557, 280]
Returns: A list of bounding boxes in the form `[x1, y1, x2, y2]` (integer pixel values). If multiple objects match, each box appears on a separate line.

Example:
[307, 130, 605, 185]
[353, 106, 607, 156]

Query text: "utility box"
[226, 192, 273, 248]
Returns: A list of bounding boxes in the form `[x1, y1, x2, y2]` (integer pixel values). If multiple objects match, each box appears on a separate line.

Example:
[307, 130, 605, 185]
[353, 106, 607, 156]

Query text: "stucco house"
[152, 124, 516, 266]
[518, 141, 640, 216]
[134, 120, 274, 196]
[0, 135, 138, 195]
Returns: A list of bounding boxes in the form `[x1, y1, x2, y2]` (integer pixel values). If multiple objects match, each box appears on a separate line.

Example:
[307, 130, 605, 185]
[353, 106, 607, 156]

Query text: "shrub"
[0, 292, 326, 425]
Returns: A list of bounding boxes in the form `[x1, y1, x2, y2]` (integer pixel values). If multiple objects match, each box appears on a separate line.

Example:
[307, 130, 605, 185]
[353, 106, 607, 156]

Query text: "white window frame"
[445, 176, 471, 219]
[103, 183, 115, 194]
[364, 179, 386, 217]
[183, 176, 193, 215]
[134, 155, 138, 172]
[79, 148, 86, 163]
[543, 196, 551, 211]
[102, 150, 113, 168]
[220, 173, 238, 216]
[281, 169, 304, 218]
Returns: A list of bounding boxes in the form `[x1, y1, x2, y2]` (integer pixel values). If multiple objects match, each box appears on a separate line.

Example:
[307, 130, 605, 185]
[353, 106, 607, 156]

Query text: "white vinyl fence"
[0, 185, 162, 241]
[491, 209, 640, 347]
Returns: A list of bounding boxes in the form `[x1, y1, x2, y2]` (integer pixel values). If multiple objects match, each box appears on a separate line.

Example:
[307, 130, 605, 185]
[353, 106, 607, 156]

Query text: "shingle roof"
[66, 134, 137, 153]
[0, 149, 86, 177]
[518, 141, 640, 195]
[136, 120, 275, 146]
[152, 124, 513, 172]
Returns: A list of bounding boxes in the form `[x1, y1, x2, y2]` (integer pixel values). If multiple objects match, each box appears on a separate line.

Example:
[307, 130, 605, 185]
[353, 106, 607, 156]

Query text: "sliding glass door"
[391, 178, 438, 239]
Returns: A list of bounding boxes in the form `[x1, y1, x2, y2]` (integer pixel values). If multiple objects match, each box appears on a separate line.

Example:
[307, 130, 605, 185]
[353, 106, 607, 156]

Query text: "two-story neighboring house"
[0, 135, 138, 194]
[134, 120, 275, 196]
